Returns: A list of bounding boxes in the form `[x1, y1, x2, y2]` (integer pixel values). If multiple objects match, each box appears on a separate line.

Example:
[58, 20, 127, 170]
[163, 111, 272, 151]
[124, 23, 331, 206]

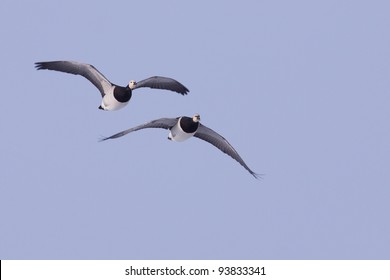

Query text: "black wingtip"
[98, 136, 110, 142]
[182, 87, 190, 95]
[34, 62, 44, 70]
[252, 172, 264, 180]
[35, 61, 52, 71]
[174, 86, 189, 96]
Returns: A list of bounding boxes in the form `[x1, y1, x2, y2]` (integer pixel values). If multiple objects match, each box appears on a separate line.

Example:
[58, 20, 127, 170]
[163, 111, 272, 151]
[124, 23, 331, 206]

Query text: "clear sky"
[1, 0, 389, 259]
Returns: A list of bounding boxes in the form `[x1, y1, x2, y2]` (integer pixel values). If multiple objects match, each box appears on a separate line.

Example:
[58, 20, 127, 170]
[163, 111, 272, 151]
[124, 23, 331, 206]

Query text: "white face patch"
[128, 80, 137, 89]
[192, 114, 201, 122]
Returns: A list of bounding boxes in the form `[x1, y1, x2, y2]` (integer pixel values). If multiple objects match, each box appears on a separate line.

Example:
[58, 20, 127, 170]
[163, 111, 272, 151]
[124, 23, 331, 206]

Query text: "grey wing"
[35, 60, 112, 97]
[99, 117, 178, 141]
[194, 124, 260, 178]
[134, 76, 189, 95]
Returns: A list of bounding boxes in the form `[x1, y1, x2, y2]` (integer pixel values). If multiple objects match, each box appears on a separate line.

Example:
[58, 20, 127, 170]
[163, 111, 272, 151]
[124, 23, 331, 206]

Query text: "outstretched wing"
[134, 76, 189, 95]
[35, 60, 112, 97]
[194, 124, 260, 178]
[100, 117, 179, 141]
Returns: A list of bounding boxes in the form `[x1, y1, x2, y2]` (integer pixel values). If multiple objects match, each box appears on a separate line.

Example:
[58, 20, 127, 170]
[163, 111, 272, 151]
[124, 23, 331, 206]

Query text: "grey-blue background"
[1, 0, 389, 259]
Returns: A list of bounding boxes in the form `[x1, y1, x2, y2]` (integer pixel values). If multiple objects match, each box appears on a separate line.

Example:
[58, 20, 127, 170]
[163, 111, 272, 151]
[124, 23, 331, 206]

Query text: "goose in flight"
[35, 60, 189, 111]
[100, 114, 259, 178]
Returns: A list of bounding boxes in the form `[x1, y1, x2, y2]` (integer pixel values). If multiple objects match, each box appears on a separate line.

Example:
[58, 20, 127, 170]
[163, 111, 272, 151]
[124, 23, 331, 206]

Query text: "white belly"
[169, 122, 195, 142]
[100, 93, 129, 111]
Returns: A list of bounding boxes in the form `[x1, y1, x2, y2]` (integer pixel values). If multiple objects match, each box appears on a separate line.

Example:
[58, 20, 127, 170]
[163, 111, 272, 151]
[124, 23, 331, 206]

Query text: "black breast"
[113, 86, 132, 103]
[179, 117, 199, 133]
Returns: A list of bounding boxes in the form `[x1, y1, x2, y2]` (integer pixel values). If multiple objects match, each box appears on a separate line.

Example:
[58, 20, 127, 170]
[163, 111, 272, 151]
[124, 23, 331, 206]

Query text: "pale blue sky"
[1, 0, 389, 259]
